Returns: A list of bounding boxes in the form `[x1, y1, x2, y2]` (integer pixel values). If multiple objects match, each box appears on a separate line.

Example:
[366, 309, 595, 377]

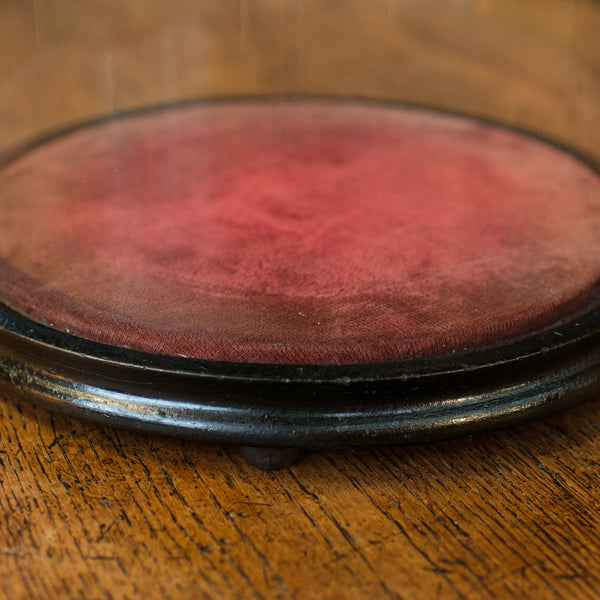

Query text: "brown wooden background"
[1, 1, 599, 598]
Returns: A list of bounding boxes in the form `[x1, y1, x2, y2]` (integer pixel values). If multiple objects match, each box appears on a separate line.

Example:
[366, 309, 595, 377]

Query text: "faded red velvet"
[1, 101, 599, 364]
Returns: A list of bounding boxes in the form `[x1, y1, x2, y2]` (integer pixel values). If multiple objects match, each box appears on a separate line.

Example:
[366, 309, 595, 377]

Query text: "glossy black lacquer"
[0, 98, 599, 461]
[0, 292, 599, 451]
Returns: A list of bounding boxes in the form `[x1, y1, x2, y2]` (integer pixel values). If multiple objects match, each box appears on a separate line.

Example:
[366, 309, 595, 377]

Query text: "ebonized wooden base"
[0, 295, 598, 470]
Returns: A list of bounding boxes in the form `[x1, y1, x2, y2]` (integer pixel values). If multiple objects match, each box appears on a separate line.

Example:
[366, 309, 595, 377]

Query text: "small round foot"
[241, 446, 300, 470]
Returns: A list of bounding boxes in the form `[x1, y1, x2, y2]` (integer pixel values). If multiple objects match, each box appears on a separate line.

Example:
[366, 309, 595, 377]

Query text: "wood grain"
[1, 0, 599, 159]
[2, 391, 600, 599]
[1, 1, 599, 598]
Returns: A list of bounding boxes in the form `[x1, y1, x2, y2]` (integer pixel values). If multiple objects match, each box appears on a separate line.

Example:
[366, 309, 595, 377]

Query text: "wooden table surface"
[1, 1, 599, 598]
[3, 390, 600, 599]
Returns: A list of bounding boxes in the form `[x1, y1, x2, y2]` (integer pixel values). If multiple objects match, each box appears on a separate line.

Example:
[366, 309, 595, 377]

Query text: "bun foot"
[241, 446, 300, 470]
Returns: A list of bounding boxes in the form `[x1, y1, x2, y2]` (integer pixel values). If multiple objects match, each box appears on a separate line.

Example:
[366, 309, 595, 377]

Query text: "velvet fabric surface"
[1, 101, 599, 364]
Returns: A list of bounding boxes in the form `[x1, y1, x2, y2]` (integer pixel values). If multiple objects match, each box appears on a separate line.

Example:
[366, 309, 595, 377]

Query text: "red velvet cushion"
[1, 101, 599, 364]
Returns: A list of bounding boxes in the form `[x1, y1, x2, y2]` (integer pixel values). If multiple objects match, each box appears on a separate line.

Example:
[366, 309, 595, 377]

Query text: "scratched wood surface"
[3, 392, 600, 599]
[1, 1, 600, 599]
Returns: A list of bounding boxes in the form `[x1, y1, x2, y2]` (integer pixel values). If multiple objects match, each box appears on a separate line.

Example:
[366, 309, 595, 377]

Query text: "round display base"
[1, 99, 599, 469]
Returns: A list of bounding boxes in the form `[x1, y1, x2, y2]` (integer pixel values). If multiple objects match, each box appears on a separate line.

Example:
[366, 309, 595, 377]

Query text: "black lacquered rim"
[1, 299, 599, 448]
[0, 293, 599, 383]
[0, 96, 599, 447]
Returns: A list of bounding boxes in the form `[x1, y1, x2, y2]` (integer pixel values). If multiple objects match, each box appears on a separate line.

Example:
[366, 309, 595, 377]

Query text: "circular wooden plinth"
[0, 101, 599, 467]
